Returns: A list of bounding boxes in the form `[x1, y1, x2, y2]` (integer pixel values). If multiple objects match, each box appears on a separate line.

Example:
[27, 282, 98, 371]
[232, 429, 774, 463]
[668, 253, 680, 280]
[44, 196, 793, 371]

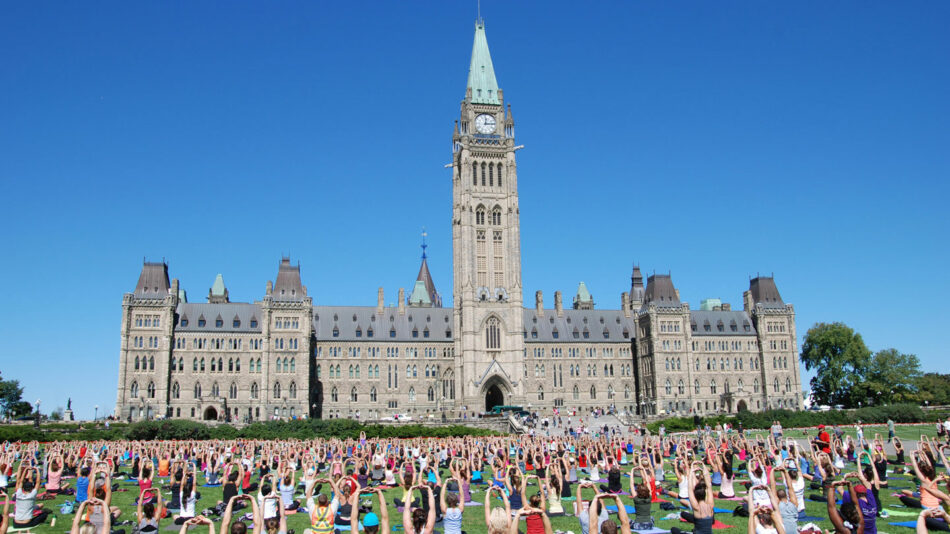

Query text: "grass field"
[9, 424, 945, 534]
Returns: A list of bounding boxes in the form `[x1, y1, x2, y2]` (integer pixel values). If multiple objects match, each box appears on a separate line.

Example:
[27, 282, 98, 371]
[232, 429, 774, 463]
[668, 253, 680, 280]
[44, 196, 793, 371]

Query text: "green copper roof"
[178, 289, 187, 303]
[467, 22, 500, 105]
[408, 280, 432, 306]
[576, 281, 593, 303]
[700, 298, 722, 311]
[211, 274, 226, 296]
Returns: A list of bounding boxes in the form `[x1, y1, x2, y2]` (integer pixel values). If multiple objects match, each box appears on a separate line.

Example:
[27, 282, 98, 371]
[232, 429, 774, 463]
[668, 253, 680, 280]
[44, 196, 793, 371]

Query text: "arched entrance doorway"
[203, 406, 218, 421]
[736, 400, 748, 412]
[485, 384, 504, 412]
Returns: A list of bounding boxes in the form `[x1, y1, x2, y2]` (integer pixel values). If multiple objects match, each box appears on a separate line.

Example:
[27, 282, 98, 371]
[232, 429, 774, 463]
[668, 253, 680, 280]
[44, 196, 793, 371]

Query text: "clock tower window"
[481, 162, 487, 186]
[476, 207, 485, 225]
[472, 162, 478, 187]
[497, 163, 503, 187]
[489, 164, 494, 186]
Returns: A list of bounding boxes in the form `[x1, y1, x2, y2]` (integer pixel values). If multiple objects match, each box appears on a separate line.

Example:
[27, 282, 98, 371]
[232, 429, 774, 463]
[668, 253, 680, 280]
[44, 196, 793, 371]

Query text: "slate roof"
[413, 257, 441, 307]
[689, 310, 756, 337]
[523, 309, 635, 344]
[176, 302, 262, 333]
[750, 277, 785, 308]
[313, 306, 454, 342]
[273, 258, 306, 301]
[134, 262, 170, 299]
[643, 274, 681, 308]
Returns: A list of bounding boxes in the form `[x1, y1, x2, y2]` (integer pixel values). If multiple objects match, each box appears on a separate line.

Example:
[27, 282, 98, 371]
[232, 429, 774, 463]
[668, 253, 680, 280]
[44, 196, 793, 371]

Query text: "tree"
[915, 373, 950, 405]
[50, 406, 64, 421]
[855, 348, 921, 404]
[800, 322, 871, 407]
[0, 373, 26, 418]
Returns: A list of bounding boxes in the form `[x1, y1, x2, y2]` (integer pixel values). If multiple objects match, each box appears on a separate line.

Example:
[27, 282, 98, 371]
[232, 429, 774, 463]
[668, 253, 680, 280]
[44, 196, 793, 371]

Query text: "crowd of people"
[0, 423, 948, 534]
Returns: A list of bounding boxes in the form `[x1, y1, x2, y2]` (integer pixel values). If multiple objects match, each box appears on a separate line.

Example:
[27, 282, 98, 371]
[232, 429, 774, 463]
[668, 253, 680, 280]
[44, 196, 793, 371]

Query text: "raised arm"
[424, 486, 437, 533]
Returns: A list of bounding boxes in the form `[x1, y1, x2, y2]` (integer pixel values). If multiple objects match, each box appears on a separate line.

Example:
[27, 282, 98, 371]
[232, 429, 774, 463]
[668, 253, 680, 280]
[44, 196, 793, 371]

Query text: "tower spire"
[421, 227, 428, 260]
[467, 20, 500, 105]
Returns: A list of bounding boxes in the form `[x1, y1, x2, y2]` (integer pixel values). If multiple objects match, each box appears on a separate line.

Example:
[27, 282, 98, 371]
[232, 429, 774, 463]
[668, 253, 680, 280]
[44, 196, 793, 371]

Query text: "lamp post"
[94, 405, 99, 422]
[34, 399, 41, 428]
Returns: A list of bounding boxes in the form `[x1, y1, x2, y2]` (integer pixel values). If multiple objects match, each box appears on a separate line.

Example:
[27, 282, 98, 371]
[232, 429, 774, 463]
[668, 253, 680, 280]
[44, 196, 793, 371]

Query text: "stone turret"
[377, 287, 385, 314]
[208, 274, 229, 303]
[554, 291, 563, 317]
[535, 290, 544, 316]
[573, 282, 594, 310]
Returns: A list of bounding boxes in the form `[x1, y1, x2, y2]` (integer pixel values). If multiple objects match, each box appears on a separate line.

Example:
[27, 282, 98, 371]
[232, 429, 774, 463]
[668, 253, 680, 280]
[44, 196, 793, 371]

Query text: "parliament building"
[114, 22, 802, 423]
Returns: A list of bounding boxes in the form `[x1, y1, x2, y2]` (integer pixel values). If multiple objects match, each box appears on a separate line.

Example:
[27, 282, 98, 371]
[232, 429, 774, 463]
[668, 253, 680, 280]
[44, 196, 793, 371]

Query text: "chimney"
[171, 278, 179, 294]
[675, 289, 681, 301]
[743, 290, 753, 312]
[377, 287, 385, 314]
[535, 290, 544, 316]
[722, 303, 731, 311]
[266, 280, 273, 295]
[554, 291, 563, 317]
[622, 292, 630, 317]
[398, 288, 406, 315]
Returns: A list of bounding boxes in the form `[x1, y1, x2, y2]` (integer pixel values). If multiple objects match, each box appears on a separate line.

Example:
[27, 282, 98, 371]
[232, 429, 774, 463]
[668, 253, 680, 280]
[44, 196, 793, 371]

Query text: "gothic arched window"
[251, 382, 259, 399]
[193, 382, 201, 399]
[486, 317, 501, 350]
[331, 387, 338, 402]
[590, 385, 597, 399]
[289, 381, 297, 399]
[476, 206, 486, 225]
[130, 381, 139, 398]
[370, 387, 377, 402]
[481, 162, 487, 186]
[172, 381, 180, 399]
[488, 163, 493, 186]
[229, 382, 237, 399]
[472, 161, 478, 186]
[273, 381, 281, 399]
[497, 163, 503, 187]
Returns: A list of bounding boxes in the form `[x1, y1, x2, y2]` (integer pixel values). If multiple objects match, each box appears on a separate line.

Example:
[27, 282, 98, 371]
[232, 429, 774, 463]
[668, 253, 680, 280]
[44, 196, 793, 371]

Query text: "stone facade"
[114, 21, 802, 423]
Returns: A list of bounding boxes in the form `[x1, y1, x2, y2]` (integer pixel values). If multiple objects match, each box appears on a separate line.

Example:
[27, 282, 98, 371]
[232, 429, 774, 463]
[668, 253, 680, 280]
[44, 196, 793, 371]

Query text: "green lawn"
[17, 464, 927, 534]
[14, 423, 944, 534]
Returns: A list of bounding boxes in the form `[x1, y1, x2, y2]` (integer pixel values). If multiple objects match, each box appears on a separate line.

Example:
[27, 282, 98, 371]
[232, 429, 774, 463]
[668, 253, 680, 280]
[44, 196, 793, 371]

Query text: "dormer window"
[332, 327, 339, 338]
[198, 317, 206, 327]
[356, 328, 362, 338]
[215, 319, 223, 328]
[412, 328, 419, 338]
[180, 317, 189, 327]
[233, 319, 241, 328]
[367, 328, 374, 338]
[389, 328, 396, 338]
[552, 328, 559, 339]
[250, 318, 258, 329]
[423, 328, 430, 338]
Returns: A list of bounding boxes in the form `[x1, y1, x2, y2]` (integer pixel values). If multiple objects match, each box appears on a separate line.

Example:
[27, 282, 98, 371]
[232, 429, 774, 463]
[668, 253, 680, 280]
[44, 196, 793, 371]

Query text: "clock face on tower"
[475, 114, 496, 134]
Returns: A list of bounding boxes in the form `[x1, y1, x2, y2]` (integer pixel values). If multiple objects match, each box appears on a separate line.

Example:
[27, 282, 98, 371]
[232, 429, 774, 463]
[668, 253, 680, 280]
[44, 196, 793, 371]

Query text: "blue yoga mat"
[889, 521, 919, 529]
[631, 528, 670, 534]
[606, 505, 638, 514]
[799, 516, 826, 523]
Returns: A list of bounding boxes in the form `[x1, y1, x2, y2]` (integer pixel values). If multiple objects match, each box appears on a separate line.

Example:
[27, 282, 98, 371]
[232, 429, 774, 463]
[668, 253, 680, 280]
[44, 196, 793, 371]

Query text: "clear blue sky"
[2, 2, 948, 419]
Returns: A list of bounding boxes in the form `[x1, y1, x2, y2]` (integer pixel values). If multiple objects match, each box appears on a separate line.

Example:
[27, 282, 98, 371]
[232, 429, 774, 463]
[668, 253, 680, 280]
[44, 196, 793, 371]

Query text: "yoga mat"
[799, 516, 826, 523]
[883, 510, 919, 518]
[679, 519, 733, 529]
[680, 506, 733, 514]
[889, 521, 919, 529]
[631, 528, 670, 534]
[721, 496, 746, 502]
[463, 501, 483, 506]
[605, 505, 637, 514]
[201, 483, 222, 487]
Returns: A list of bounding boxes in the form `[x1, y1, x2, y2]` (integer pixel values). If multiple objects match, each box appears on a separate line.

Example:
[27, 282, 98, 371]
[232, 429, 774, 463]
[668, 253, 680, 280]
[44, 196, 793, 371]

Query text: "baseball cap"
[855, 485, 867, 494]
[818, 424, 825, 429]
[363, 513, 380, 527]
